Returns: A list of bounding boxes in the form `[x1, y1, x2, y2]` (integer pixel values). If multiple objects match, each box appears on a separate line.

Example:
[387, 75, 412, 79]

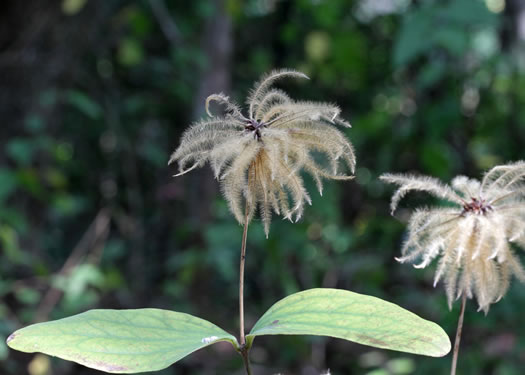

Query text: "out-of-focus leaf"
[0, 224, 25, 264]
[205, 223, 240, 282]
[50, 195, 88, 217]
[125, 7, 153, 37]
[417, 60, 446, 89]
[24, 114, 45, 133]
[472, 28, 500, 59]
[139, 142, 167, 167]
[0, 336, 7, 361]
[7, 309, 238, 373]
[0, 169, 16, 202]
[248, 288, 451, 357]
[117, 38, 144, 67]
[6, 139, 36, 166]
[305, 31, 331, 62]
[394, 0, 497, 67]
[393, 10, 433, 67]
[44, 168, 68, 189]
[54, 143, 74, 163]
[62, 0, 87, 15]
[385, 357, 415, 374]
[421, 141, 455, 177]
[0, 208, 28, 233]
[53, 264, 105, 300]
[439, 0, 496, 25]
[66, 90, 103, 120]
[28, 354, 51, 375]
[434, 28, 468, 57]
[14, 287, 41, 306]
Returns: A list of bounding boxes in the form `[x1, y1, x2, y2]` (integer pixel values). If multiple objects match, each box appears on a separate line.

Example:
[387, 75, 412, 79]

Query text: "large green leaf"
[7, 309, 238, 373]
[247, 289, 450, 357]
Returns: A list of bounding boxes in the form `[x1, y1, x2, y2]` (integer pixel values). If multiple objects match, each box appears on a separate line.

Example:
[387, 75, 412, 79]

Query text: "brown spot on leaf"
[271, 320, 279, 325]
[88, 361, 128, 372]
[94, 362, 128, 372]
[97, 362, 128, 371]
[414, 335, 433, 343]
[77, 355, 129, 373]
[356, 334, 388, 347]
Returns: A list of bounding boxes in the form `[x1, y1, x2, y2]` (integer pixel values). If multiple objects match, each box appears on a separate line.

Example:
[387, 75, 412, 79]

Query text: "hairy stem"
[450, 294, 467, 375]
[238, 202, 252, 374]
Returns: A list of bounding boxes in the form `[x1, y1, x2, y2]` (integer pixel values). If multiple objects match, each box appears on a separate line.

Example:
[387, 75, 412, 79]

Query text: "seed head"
[381, 161, 525, 313]
[170, 69, 355, 236]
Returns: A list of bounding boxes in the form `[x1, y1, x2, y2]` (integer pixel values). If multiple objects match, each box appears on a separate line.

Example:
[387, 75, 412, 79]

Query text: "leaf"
[393, 10, 434, 67]
[417, 60, 446, 89]
[247, 288, 451, 357]
[62, 0, 88, 15]
[6, 138, 36, 166]
[0, 224, 25, 264]
[434, 28, 468, 57]
[117, 38, 144, 67]
[0, 168, 16, 202]
[421, 141, 454, 178]
[66, 90, 103, 120]
[7, 309, 238, 373]
[438, 0, 497, 25]
[393, 0, 497, 67]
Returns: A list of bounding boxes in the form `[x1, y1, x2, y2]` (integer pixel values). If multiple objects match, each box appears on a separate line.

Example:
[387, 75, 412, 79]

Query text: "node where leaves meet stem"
[239, 202, 252, 374]
[450, 293, 467, 375]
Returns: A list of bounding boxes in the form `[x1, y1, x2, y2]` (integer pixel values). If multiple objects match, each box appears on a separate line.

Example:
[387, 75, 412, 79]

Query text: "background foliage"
[1, 0, 524, 374]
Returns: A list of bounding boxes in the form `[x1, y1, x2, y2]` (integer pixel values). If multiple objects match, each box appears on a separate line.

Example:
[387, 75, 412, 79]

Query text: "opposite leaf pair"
[7, 289, 451, 373]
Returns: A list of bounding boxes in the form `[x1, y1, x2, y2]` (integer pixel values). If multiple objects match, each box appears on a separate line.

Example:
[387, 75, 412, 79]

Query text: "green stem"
[238, 203, 252, 374]
[450, 293, 467, 375]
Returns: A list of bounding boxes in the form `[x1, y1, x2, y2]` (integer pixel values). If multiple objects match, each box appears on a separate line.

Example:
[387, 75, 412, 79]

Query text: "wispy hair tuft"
[381, 161, 525, 313]
[170, 69, 355, 237]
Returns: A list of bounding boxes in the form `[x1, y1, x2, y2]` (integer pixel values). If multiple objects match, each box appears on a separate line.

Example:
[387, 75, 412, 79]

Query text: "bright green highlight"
[6, 309, 238, 373]
[247, 288, 451, 357]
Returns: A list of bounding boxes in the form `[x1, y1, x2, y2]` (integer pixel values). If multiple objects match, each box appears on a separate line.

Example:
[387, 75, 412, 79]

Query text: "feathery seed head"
[170, 69, 355, 237]
[380, 161, 525, 313]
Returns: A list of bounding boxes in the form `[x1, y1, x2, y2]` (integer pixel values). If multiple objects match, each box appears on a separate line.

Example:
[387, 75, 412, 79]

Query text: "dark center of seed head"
[462, 197, 493, 216]
[245, 119, 266, 140]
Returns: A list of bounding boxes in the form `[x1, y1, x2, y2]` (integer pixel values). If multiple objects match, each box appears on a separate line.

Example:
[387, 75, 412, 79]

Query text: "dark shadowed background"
[1, 0, 525, 374]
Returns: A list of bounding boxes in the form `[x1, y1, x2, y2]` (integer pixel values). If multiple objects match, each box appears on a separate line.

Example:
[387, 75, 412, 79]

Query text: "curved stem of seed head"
[239, 201, 252, 374]
[239, 203, 249, 346]
[450, 293, 467, 375]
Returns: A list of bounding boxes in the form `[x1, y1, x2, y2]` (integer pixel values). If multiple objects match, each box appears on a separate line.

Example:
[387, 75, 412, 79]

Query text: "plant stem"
[238, 203, 252, 374]
[240, 345, 253, 375]
[239, 204, 249, 346]
[450, 293, 467, 375]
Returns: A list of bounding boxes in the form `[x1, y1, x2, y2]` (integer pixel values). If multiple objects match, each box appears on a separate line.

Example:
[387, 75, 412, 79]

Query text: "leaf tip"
[436, 335, 452, 357]
[6, 333, 16, 346]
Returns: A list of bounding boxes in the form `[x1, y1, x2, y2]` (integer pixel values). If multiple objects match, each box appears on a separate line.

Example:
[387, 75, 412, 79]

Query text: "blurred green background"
[1, 0, 525, 374]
